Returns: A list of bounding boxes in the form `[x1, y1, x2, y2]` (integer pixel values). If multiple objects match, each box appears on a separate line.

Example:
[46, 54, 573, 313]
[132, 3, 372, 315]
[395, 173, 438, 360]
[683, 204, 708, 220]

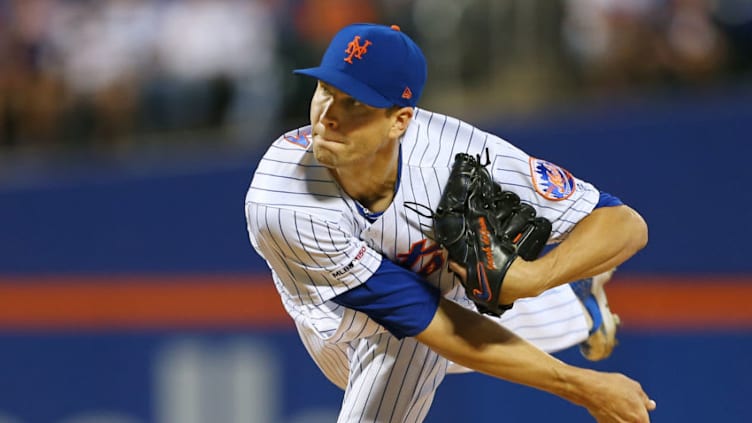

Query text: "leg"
[497, 284, 591, 353]
[446, 268, 620, 374]
[446, 283, 590, 374]
[295, 320, 351, 389]
[338, 333, 449, 423]
[570, 269, 621, 361]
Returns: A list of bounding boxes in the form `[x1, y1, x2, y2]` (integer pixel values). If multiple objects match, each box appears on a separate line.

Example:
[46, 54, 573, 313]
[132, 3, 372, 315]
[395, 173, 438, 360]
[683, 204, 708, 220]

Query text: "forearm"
[416, 298, 594, 404]
[507, 205, 648, 298]
[418, 296, 655, 421]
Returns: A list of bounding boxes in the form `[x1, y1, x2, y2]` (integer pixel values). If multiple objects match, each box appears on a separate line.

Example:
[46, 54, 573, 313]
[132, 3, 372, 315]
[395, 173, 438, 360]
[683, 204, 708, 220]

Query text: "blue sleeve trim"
[331, 259, 440, 339]
[595, 191, 623, 208]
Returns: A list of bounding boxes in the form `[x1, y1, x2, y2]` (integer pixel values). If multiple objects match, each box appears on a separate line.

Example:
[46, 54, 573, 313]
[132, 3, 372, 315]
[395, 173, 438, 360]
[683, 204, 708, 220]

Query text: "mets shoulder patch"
[529, 157, 576, 201]
[283, 128, 312, 149]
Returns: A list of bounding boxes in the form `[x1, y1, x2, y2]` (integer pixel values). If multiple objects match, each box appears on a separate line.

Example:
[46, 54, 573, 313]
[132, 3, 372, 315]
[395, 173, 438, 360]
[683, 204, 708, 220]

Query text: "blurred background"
[0, 0, 751, 422]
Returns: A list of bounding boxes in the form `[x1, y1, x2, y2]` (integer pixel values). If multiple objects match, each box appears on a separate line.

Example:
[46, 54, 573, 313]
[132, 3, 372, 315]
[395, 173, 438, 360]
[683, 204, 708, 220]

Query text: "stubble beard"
[312, 141, 339, 168]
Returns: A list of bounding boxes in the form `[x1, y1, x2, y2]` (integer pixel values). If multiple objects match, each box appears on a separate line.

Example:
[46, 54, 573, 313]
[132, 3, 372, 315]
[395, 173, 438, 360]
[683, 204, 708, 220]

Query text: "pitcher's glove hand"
[433, 152, 552, 316]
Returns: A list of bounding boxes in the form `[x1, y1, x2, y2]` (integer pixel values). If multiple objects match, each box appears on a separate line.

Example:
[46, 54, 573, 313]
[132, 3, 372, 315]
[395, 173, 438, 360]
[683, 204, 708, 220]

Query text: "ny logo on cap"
[344, 36, 372, 64]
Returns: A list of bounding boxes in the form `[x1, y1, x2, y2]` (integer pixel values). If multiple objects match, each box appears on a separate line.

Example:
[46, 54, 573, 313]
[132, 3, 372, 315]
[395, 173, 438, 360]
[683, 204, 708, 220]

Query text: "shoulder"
[403, 108, 523, 171]
[251, 125, 317, 183]
[410, 108, 481, 149]
[245, 125, 343, 219]
[403, 108, 493, 168]
[261, 126, 315, 165]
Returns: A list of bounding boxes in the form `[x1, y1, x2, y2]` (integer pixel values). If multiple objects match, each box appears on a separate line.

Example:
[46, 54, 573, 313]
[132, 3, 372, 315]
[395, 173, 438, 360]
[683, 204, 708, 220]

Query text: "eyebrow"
[320, 82, 348, 97]
[319, 81, 377, 111]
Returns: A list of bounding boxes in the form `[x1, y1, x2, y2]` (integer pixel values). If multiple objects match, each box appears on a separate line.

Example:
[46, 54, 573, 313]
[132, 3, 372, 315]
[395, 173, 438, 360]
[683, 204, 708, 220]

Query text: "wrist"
[552, 364, 600, 408]
[501, 258, 547, 303]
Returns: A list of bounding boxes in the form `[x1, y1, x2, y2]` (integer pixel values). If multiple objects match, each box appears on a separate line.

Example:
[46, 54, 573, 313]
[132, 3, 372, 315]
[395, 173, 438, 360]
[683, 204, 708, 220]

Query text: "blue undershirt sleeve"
[331, 258, 441, 339]
[595, 191, 623, 208]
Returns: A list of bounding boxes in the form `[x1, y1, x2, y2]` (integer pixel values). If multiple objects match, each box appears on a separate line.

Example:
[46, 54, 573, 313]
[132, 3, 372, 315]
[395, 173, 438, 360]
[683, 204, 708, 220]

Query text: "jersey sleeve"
[331, 258, 440, 339]
[245, 201, 383, 305]
[486, 136, 601, 242]
[595, 191, 623, 208]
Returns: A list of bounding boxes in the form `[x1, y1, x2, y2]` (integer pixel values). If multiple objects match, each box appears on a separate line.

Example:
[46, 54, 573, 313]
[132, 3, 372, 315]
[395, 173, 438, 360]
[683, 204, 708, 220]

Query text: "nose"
[320, 99, 338, 130]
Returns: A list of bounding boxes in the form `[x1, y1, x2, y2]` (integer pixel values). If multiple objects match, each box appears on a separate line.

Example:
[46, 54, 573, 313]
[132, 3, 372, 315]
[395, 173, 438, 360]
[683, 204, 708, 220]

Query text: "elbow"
[626, 206, 648, 253]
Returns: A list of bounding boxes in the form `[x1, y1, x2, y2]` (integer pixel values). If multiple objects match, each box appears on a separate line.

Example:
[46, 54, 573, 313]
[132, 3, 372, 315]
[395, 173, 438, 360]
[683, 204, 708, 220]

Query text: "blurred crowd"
[0, 0, 281, 152]
[562, 0, 751, 93]
[0, 0, 750, 154]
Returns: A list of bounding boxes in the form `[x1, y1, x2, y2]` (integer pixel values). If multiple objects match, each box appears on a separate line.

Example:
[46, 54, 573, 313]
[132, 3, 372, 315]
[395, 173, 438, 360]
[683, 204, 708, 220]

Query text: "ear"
[389, 107, 414, 139]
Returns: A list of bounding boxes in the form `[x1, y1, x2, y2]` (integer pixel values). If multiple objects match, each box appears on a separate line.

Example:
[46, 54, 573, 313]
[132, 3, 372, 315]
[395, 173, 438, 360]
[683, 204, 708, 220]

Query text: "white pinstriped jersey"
[245, 108, 599, 422]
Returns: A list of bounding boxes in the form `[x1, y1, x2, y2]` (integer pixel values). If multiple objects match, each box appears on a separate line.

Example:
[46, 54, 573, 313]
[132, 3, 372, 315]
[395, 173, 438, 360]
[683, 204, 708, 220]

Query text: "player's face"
[310, 81, 409, 169]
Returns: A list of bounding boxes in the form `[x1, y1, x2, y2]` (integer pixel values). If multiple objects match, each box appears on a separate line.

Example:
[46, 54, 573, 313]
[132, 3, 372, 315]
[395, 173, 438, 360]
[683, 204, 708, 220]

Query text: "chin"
[312, 143, 338, 168]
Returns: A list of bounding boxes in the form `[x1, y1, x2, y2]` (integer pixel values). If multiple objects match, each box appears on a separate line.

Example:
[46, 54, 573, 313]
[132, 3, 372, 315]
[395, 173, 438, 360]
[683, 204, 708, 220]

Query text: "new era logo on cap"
[402, 87, 412, 100]
[293, 23, 427, 108]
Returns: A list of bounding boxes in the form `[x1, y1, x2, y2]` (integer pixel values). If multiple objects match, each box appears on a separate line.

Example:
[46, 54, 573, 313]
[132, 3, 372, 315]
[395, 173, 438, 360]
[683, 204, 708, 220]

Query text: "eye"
[346, 98, 363, 108]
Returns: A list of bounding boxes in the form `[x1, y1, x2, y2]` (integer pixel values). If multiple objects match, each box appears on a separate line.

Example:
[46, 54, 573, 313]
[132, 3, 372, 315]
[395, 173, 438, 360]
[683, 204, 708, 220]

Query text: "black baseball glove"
[433, 152, 552, 316]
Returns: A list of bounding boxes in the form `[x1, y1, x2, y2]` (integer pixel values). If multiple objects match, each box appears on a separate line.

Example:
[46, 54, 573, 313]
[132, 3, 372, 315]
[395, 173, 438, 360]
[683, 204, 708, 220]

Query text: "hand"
[448, 258, 542, 305]
[578, 371, 657, 423]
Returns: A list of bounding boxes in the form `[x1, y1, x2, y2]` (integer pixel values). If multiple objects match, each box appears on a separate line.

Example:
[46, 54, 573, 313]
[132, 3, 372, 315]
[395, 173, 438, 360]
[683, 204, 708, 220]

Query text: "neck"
[333, 141, 400, 213]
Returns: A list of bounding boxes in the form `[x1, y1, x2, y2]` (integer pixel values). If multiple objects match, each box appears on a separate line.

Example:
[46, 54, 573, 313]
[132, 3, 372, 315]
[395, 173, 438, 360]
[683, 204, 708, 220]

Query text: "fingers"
[638, 384, 657, 412]
[447, 261, 467, 280]
[635, 390, 656, 422]
[589, 374, 656, 423]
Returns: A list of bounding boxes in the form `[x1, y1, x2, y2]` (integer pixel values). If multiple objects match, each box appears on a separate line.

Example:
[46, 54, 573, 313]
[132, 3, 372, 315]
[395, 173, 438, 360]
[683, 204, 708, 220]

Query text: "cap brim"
[293, 67, 393, 109]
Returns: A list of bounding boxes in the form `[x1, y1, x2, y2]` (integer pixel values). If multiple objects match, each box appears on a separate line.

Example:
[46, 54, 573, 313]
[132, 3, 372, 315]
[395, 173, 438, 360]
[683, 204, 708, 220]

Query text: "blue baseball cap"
[294, 23, 427, 108]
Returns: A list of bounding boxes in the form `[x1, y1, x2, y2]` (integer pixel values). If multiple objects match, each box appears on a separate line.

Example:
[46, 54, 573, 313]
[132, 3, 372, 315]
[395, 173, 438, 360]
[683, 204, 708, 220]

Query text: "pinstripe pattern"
[245, 109, 599, 422]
